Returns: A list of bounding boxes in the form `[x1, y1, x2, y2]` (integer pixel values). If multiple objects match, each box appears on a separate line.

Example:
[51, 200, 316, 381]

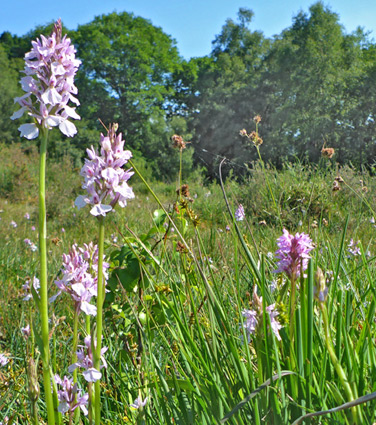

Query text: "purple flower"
[55, 374, 88, 416]
[241, 303, 283, 342]
[24, 212, 30, 220]
[53, 243, 108, 315]
[265, 304, 282, 341]
[235, 204, 245, 221]
[130, 396, 148, 409]
[11, 20, 81, 139]
[10, 220, 17, 228]
[0, 354, 9, 366]
[31, 225, 36, 231]
[274, 229, 313, 279]
[24, 238, 32, 246]
[68, 335, 107, 383]
[22, 277, 40, 301]
[21, 324, 31, 339]
[348, 239, 361, 257]
[241, 309, 258, 341]
[75, 124, 135, 217]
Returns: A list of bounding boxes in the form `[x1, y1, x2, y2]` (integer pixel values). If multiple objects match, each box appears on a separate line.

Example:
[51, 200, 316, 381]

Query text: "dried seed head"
[321, 147, 335, 159]
[253, 115, 262, 124]
[322, 218, 328, 227]
[335, 176, 344, 183]
[332, 180, 340, 191]
[171, 134, 186, 149]
[239, 129, 248, 137]
[176, 241, 188, 253]
[177, 184, 190, 198]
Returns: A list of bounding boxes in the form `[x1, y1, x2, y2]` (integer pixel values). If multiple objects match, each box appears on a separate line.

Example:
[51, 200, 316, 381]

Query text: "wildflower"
[347, 239, 361, 257]
[0, 354, 9, 366]
[68, 335, 107, 383]
[266, 304, 283, 340]
[61, 227, 65, 233]
[253, 115, 262, 124]
[235, 204, 245, 221]
[21, 324, 31, 339]
[241, 309, 258, 341]
[31, 225, 36, 231]
[24, 238, 32, 246]
[370, 217, 375, 224]
[22, 277, 40, 301]
[11, 19, 81, 139]
[241, 303, 283, 342]
[53, 243, 108, 316]
[274, 229, 313, 279]
[130, 396, 148, 409]
[24, 212, 30, 220]
[55, 374, 89, 415]
[10, 220, 17, 228]
[226, 225, 230, 232]
[75, 124, 134, 217]
[30, 243, 38, 252]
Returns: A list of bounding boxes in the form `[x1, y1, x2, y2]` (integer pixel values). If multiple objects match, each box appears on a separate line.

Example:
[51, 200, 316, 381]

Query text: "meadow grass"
[1, 143, 376, 424]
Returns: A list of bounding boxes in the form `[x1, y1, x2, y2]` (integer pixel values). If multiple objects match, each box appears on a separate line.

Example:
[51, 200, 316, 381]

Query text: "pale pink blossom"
[11, 20, 81, 139]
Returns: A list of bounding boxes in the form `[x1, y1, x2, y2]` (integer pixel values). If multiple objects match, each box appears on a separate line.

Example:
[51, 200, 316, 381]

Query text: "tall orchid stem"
[72, 310, 80, 423]
[320, 303, 360, 425]
[94, 216, 105, 425]
[39, 129, 55, 425]
[289, 275, 297, 343]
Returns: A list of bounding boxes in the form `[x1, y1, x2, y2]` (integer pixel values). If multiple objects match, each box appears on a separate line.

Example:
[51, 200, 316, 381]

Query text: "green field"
[1, 140, 376, 424]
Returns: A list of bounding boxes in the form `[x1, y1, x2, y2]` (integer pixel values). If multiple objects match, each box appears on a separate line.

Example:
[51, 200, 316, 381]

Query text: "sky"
[1, 0, 376, 59]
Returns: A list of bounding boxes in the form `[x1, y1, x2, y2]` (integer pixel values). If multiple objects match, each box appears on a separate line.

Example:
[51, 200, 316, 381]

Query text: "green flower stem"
[94, 216, 105, 425]
[289, 275, 297, 343]
[320, 303, 359, 425]
[85, 303, 94, 424]
[71, 310, 79, 384]
[39, 129, 55, 425]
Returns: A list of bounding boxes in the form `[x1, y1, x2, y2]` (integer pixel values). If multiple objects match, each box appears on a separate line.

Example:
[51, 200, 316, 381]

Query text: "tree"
[72, 11, 191, 179]
[185, 8, 268, 178]
[0, 43, 21, 143]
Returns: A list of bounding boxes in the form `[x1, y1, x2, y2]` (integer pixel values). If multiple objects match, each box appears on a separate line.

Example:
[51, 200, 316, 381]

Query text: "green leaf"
[153, 209, 167, 226]
[113, 260, 141, 292]
[220, 371, 294, 423]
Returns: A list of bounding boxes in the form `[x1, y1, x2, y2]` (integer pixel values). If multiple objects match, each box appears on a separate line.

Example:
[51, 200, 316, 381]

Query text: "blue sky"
[1, 0, 375, 59]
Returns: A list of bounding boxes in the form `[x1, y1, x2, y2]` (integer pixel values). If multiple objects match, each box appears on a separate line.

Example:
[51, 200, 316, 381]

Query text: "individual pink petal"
[18, 123, 39, 139]
[90, 204, 112, 217]
[10, 107, 26, 120]
[59, 119, 77, 137]
[82, 368, 101, 382]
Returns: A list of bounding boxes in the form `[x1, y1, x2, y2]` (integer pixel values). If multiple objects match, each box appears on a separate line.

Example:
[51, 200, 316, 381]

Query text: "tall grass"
[1, 144, 376, 423]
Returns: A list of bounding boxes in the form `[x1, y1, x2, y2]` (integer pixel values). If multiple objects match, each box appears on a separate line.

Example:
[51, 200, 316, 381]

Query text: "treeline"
[1, 2, 376, 179]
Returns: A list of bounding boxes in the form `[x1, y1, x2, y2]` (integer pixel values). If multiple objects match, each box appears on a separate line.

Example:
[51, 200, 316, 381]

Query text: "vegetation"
[2, 2, 376, 424]
[1, 2, 376, 178]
